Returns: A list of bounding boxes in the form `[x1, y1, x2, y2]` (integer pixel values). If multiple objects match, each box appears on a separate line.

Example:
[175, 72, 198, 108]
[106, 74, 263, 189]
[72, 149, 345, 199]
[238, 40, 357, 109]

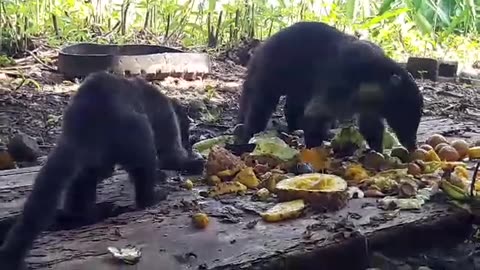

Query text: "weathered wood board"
[1, 171, 471, 270]
[0, 116, 477, 269]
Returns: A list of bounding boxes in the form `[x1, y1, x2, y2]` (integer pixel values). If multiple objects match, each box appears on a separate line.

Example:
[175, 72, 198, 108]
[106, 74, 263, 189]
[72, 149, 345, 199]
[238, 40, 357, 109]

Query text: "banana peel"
[440, 179, 469, 201]
[422, 161, 443, 174]
[425, 150, 441, 162]
[422, 160, 467, 175]
[193, 135, 235, 157]
[260, 199, 306, 222]
[468, 146, 480, 159]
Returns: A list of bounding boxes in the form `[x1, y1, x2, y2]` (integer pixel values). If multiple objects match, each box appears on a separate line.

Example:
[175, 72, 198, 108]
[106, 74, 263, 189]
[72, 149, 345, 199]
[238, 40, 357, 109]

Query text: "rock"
[407, 57, 439, 81]
[7, 133, 41, 162]
[294, 163, 314, 174]
[188, 99, 207, 118]
[0, 147, 15, 170]
[417, 267, 432, 270]
[438, 61, 458, 78]
[459, 67, 480, 86]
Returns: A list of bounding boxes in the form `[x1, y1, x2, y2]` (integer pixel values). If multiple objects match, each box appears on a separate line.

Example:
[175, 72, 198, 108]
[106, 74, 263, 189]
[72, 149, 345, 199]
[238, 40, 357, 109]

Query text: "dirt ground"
[0, 44, 479, 161]
[0, 50, 245, 157]
[1, 44, 480, 270]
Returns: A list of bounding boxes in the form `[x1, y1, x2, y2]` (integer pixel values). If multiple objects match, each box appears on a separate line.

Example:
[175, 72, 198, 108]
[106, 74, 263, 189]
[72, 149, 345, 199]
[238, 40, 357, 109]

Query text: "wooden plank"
[0, 116, 477, 269]
[24, 191, 470, 270]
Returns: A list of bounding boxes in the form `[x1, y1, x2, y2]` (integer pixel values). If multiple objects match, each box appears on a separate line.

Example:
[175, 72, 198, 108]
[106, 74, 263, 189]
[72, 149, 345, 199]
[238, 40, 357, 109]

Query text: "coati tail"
[0, 140, 79, 261]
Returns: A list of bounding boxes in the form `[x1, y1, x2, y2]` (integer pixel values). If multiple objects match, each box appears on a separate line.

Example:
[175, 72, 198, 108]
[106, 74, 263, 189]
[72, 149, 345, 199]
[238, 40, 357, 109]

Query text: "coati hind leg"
[59, 165, 115, 226]
[113, 113, 160, 209]
[0, 141, 80, 269]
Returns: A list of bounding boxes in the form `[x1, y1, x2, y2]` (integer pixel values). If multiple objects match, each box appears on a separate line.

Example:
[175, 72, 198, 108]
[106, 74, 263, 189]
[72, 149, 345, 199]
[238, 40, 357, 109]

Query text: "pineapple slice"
[260, 199, 306, 222]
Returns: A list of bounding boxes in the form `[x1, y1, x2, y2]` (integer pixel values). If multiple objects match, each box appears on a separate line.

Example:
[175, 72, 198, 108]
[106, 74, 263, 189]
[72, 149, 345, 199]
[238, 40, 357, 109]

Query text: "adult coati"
[0, 71, 205, 270]
[236, 21, 423, 152]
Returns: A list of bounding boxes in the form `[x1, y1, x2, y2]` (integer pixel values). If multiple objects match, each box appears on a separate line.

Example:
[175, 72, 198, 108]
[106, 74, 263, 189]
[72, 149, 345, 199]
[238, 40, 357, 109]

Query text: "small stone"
[7, 133, 40, 162]
[188, 99, 207, 117]
[417, 267, 432, 270]
[295, 163, 314, 174]
[292, 129, 304, 137]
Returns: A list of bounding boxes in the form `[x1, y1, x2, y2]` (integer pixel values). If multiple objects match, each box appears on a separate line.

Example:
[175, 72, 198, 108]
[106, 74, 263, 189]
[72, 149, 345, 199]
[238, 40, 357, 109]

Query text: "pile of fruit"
[187, 128, 480, 225]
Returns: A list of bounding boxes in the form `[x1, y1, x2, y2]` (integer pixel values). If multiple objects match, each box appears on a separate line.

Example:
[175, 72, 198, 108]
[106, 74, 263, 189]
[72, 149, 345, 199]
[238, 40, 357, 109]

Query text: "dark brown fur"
[236, 21, 423, 152]
[0, 71, 204, 269]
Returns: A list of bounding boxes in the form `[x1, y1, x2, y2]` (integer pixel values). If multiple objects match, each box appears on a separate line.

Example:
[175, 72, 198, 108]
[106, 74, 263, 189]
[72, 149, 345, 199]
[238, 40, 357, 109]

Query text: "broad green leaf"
[413, 12, 433, 34]
[378, 0, 396, 15]
[425, 0, 450, 25]
[208, 0, 216, 12]
[345, 0, 357, 21]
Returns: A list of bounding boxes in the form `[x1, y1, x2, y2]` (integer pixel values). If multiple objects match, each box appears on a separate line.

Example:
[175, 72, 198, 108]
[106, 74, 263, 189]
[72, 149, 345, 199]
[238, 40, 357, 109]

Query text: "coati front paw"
[183, 158, 205, 174]
[136, 189, 168, 209]
[54, 208, 100, 230]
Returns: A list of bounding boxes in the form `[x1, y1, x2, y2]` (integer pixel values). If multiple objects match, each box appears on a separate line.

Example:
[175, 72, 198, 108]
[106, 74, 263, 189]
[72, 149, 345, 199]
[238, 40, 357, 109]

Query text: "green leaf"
[413, 12, 433, 34]
[361, 7, 409, 29]
[378, 0, 396, 15]
[208, 0, 217, 12]
[345, 0, 357, 21]
[425, 0, 450, 25]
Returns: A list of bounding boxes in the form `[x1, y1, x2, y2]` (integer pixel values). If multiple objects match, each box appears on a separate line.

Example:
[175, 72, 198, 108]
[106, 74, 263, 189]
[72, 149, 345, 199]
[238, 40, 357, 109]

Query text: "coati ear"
[389, 74, 402, 87]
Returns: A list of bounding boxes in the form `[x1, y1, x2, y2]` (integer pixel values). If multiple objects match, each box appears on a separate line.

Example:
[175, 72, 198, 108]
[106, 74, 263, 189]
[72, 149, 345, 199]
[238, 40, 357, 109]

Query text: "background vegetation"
[1, 0, 479, 66]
